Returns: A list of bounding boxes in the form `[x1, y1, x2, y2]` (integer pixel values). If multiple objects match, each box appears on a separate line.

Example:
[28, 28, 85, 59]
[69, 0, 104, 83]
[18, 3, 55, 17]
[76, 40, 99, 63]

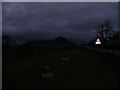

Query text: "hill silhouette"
[14, 36, 78, 55]
[3, 36, 77, 63]
[20, 36, 76, 47]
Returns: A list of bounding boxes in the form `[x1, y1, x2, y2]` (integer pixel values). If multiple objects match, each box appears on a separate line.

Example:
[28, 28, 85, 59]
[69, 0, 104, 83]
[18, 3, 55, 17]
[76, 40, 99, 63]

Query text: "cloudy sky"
[2, 2, 118, 44]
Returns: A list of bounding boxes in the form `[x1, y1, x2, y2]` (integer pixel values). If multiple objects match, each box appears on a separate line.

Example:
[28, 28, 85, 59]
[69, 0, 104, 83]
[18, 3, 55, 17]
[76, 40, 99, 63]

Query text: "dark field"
[3, 47, 120, 88]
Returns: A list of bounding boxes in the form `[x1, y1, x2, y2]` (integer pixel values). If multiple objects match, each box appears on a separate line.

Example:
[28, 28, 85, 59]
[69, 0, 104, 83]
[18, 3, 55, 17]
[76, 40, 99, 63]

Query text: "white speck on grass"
[64, 57, 69, 61]
[42, 73, 54, 79]
[62, 58, 65, 61]
[45, 66, 50, 69]
[62, 57, 69, 61]
[85, 66, 89, 69]
[60, 62, 65, 65]
[24, 63, 29, 66]
[34, 83, 38, 86]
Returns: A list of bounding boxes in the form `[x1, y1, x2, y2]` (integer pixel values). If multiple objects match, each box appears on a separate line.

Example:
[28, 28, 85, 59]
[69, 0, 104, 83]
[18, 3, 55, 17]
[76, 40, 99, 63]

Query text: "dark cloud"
[2, 2, 118, 43]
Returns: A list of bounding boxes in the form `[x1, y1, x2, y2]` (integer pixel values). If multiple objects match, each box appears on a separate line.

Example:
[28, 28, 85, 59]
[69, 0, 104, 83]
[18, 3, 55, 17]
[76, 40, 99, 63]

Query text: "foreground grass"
[3, 47, 119, 88]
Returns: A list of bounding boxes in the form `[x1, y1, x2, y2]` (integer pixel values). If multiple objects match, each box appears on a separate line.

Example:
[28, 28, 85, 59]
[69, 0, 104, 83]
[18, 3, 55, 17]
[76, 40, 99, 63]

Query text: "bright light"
[95, 42, 101, 44]
[95, 38, 101, 44]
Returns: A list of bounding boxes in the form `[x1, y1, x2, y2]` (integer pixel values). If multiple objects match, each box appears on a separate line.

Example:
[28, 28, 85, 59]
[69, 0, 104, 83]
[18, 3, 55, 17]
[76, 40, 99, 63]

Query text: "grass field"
[3, 47, 119, 88]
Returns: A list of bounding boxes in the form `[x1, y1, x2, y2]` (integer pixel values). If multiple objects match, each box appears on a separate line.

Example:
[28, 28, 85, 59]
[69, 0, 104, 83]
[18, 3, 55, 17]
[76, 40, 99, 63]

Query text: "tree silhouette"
[112, 31, 120, 39]
[95, 19, 113, 42]
[2, 35, 16, 46]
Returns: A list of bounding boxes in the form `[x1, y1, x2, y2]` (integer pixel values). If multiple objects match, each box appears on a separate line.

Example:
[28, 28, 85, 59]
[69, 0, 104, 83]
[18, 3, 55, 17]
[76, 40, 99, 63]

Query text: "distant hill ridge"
[21, 36, 77, 47]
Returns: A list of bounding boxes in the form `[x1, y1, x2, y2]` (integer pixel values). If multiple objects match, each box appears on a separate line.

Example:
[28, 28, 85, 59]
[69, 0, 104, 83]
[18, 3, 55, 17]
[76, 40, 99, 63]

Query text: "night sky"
[2, 2, 118, 44]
